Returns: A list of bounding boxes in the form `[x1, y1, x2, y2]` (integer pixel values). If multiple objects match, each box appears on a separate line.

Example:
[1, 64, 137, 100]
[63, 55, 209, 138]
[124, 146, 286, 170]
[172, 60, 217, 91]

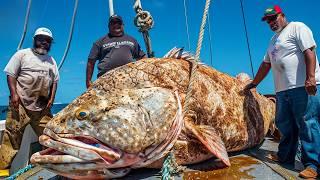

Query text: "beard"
[34, 48, 48, 55]
[274, 26, 283, 33]
[271, 21, 288, 33]
[33, 42, 51, 55]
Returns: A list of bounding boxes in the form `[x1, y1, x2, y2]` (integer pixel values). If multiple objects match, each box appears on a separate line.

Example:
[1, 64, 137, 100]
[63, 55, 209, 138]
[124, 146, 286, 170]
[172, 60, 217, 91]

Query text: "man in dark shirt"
[86, 14, 146, 88]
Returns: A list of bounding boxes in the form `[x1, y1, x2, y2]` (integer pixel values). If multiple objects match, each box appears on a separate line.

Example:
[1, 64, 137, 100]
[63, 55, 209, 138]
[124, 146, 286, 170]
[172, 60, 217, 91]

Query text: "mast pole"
[109, 0, 114, 16]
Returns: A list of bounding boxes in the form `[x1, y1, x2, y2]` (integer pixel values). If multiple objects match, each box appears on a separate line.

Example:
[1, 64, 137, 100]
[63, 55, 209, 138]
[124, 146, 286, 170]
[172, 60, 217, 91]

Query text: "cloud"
[79, 60, 86, 65]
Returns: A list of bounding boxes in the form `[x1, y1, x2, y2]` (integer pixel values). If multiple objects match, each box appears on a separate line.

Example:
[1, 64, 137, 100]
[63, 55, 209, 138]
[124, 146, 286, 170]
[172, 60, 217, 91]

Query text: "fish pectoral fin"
[185, 121, 231, 166]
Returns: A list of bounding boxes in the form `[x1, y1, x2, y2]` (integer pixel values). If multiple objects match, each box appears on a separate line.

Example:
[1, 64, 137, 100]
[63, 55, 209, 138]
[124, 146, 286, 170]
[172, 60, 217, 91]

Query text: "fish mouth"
[31, 128, 125, 165]
[31, 128, 121, 164]
[30, 128, 142, 179]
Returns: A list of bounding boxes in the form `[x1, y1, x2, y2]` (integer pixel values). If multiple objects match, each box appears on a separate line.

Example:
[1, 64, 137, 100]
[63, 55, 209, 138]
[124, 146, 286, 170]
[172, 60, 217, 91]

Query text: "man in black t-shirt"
[86, 14, 146, 88]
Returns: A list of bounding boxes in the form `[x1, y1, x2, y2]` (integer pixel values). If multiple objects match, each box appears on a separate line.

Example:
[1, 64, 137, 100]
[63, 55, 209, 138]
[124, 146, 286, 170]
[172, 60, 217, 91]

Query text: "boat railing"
[0, 120, 4, 131]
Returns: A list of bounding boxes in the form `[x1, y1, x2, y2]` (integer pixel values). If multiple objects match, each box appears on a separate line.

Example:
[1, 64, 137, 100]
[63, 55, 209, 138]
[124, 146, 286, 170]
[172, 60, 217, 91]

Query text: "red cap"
[261, 5, 283, 21]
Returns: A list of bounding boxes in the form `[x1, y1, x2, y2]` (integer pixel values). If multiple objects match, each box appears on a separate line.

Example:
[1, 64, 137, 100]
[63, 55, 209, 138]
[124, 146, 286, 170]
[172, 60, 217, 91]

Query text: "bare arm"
[252, 62, 271, 85]
[134, 42, 146, 60]
[136, 54, 147, 60]
[304, 48, 317, 95]
[7, 75, 19, 110]
[86, 59, 95, 88]
[243, 61, 271, 91]
[46, 81, 58, 109]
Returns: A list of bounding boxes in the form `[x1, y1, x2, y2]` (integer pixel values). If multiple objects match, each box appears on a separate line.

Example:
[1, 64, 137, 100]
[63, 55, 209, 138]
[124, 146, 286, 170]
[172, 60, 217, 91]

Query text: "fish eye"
[75, 109, 89, 120]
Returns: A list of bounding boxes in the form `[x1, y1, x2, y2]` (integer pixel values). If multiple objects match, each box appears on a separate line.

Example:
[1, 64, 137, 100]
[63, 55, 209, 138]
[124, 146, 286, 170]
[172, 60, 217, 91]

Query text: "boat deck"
[9, 137, 319, 180]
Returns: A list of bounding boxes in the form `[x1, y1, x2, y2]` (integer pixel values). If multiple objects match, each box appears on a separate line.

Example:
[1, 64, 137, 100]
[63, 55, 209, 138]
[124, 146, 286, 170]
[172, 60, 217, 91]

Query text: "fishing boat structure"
[0, 0, 316, 179]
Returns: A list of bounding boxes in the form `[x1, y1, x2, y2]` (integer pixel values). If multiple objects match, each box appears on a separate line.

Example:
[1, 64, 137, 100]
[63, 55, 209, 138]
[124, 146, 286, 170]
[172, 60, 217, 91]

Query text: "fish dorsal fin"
[185, 120, 231, 166]
[163, 47, 206, 65]
[163, 47, 184, 58]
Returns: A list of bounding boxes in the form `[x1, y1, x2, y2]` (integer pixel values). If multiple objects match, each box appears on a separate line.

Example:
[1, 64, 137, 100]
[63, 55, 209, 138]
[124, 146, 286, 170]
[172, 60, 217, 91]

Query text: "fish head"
[31, 87, 183, 179]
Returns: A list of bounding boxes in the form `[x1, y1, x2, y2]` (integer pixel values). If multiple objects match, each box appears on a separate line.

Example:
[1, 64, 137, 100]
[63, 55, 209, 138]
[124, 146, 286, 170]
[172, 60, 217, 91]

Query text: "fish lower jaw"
[30, 141, 143, 179]
[40, 162, 131, 179]
[31, 129, 145, 168]
[34, 128, 123, 164]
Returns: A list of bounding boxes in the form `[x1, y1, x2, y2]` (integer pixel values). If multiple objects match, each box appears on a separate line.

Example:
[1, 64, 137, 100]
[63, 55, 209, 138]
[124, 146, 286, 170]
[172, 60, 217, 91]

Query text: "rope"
[161, 1, 212, 179]
[239, 0, 255, 77]
[183, 0, 211, 115]
[207, 11, 213, 66]
[58, 0, 79, 70]
[161, 152, 185, 180]
[134, 10, 153, 32]
[16, 166, 43, 180]
[183, 0, 191, 51]
[297, 140, 302, 161]
[5, 164, 34, 180]
[17, 0, 32, 51]
[133, 0, 154, 58]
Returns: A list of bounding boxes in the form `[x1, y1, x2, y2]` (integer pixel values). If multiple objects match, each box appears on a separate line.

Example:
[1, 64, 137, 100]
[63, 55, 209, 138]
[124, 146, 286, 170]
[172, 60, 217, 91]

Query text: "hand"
[240, 82, 257, 96]
[10, 93, 20, 110]
[305, 78, 317, 95]
[46, 99, 54, 110]
[86, 80, 92, 89]
[243, 82, 257, 91]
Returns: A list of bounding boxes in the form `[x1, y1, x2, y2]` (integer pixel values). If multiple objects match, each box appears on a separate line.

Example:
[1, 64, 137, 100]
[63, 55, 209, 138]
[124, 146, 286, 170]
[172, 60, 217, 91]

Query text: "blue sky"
[1, 0, 320, 105]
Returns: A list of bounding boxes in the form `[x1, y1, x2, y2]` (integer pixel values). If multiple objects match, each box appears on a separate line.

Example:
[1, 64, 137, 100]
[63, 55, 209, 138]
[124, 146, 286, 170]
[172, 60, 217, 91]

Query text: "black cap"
[109, 14, 123, 24]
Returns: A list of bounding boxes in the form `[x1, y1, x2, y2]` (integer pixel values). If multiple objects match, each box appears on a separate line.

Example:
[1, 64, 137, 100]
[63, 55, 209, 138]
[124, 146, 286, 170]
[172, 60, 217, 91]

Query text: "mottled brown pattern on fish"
[86, 58, 274, 162]
[46, 57, 274, 166]
[146, 139, 213, 168]
[50, 87, 179, 154]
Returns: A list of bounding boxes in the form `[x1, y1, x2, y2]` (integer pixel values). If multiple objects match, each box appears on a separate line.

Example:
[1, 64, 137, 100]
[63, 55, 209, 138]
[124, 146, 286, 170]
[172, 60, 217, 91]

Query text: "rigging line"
[183, 0, 211, 115]
[183, 0, 191, 50]
[239, 0, 255, 77]
[207, 10, 213, 66]
[17, 0, 32, 51]
[133, 0, 154, 57]
[58, 0, 79, 71]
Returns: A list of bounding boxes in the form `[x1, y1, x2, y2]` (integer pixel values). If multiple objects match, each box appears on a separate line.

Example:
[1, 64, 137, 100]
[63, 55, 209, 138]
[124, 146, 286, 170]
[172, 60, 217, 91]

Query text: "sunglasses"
[35, 36, 52, 43]
[109, 21, 123, 25]
[266, 14, 280, 23]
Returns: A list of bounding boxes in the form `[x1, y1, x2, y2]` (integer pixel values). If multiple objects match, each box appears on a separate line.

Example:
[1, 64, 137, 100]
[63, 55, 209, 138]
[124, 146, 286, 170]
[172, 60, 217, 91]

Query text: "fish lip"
[32, 128, 123, 165]
[41, 162, 131, 179]
[31, 128, 146, 169]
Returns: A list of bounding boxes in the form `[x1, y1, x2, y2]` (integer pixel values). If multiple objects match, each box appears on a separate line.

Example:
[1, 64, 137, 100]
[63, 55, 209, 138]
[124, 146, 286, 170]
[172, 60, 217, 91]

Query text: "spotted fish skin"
[31, 50, 275, 179]
[92, 57, 274, 152]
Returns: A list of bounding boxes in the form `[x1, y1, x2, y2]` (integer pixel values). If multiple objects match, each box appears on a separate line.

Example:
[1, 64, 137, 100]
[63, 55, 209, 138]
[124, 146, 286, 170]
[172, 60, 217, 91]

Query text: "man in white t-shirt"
[243, 5, 320, 179]
[0, 27, 59, 170]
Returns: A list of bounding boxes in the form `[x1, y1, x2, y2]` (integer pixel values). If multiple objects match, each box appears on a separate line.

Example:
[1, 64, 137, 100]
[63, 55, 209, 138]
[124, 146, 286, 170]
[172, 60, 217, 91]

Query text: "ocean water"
[0, 104, 68, 120]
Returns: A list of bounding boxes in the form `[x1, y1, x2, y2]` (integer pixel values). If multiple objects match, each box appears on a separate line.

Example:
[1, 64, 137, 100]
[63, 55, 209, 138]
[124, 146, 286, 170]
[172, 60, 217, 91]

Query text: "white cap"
[33, 27, 53, 39]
